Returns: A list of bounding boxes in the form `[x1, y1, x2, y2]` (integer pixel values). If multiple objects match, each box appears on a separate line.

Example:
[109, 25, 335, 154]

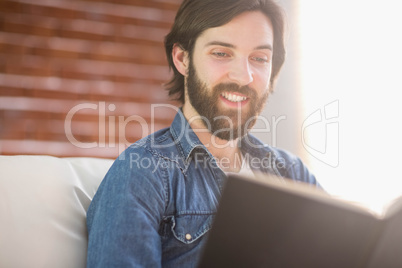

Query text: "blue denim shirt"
[87, 110, 320, 268]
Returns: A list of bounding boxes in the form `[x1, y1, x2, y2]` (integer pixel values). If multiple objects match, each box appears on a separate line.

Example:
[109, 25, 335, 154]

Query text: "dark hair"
[164, 0, 287, 104]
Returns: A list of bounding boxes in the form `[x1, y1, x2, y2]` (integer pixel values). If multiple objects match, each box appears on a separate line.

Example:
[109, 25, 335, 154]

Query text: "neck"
[182, 104, 243, 173]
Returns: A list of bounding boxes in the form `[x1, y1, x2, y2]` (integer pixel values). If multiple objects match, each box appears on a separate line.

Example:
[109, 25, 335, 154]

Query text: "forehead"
[196, 11, 274, 50]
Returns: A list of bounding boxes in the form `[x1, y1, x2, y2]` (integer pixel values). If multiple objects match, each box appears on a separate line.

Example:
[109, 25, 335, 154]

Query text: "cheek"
[196, 59, 231, 86]
[253, 66, 272, 91]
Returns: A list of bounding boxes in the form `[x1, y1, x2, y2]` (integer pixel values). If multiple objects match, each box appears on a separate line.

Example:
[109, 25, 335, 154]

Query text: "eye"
[251, 56, 269, 64]
[211, 51, 231, 58]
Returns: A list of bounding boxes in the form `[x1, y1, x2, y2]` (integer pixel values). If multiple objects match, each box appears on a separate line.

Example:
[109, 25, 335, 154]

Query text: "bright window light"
[298, 0, 402, 212]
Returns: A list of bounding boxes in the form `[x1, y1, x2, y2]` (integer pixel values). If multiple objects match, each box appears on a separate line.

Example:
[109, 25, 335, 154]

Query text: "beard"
[186, 61, 270, 141]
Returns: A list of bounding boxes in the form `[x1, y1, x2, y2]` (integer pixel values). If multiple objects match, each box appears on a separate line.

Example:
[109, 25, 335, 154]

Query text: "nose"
[228, 58, 254, 86]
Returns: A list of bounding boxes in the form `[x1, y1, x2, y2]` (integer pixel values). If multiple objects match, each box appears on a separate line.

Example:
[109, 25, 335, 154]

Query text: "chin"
[212, 127, 250, 141]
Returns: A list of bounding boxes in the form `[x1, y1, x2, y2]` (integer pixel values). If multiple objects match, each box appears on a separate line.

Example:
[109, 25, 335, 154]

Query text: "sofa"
[0, 155, 114, 268]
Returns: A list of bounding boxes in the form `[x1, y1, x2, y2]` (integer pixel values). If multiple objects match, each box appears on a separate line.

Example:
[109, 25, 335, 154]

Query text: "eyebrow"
[205, 41, 272, 51]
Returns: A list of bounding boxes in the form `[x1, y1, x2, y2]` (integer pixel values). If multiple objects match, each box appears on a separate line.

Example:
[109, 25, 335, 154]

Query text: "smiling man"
[174, 10, 275, 172]
[86, 0, 321, 267]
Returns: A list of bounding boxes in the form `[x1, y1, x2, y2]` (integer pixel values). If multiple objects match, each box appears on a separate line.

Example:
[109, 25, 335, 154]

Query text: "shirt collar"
[238, 135, 280, 176]
[169, 109, 209, 162]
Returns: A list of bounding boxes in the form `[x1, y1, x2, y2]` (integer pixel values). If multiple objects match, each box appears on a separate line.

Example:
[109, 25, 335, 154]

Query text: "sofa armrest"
[0, 155, 113, 268]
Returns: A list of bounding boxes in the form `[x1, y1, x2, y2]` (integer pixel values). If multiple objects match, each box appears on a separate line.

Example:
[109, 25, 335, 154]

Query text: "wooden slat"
[0, 32, 167, 64]
[0, 97, 177, 120]
[0, 116, 170, 141]
[0, 139, 132, 158]
[0, 12, 171, 45]
[0, 0, 176, 26]
[0, 74, 173, 103]
[1, 54, 170, 82]
[79, 0, 182, 11]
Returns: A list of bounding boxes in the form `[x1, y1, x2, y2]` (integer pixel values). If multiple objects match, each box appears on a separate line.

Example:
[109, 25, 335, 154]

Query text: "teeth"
[221, 92, 247, 102]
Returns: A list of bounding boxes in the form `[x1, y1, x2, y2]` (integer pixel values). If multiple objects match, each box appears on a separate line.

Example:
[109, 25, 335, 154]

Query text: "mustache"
[213, 83, 257, 98]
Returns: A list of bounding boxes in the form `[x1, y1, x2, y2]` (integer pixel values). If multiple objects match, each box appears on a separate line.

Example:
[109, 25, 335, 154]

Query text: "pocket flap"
[171, 214, 214, 244]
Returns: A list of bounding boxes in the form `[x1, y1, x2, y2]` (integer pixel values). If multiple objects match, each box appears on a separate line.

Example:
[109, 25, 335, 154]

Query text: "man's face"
[183, 11, 274, 140]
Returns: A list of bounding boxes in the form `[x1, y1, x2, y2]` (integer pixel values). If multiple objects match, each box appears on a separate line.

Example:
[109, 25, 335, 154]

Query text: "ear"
[172, 43, 189, 77]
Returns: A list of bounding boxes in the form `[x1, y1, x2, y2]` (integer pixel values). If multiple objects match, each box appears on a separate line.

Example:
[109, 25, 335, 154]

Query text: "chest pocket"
[171, 214, 214, 244]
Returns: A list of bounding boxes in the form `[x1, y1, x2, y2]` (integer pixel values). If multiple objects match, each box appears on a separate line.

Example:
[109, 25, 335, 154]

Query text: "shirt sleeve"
[274, 147, 324, 190]
[86, 146, 167, 268]
[290, 156, 323, 189]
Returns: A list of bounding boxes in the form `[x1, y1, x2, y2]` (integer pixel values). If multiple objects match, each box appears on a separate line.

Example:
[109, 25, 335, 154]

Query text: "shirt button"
[185, 233, 192, 240]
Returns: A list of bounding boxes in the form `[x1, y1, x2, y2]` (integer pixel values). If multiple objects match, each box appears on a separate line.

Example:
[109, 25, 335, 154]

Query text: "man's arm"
[86, 147, 167, 267]
[273, 147, 323, 189]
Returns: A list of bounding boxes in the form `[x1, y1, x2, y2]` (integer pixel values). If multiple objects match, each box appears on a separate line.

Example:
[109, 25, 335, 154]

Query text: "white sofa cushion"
[0, 155, 113, 268]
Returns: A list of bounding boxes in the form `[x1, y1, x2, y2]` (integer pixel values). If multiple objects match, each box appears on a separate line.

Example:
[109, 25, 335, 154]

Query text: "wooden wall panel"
[0, 0, 181, 158]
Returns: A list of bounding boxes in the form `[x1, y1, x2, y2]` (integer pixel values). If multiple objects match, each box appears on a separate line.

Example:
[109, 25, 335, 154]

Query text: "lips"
[220, 92, 247, 103]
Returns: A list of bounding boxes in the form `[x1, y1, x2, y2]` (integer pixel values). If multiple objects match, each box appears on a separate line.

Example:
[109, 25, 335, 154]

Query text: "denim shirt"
[86, 110, 320, 268]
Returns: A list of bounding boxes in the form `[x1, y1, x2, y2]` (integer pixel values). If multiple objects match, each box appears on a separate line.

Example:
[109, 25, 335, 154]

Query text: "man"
[87, 0, 321, 267]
